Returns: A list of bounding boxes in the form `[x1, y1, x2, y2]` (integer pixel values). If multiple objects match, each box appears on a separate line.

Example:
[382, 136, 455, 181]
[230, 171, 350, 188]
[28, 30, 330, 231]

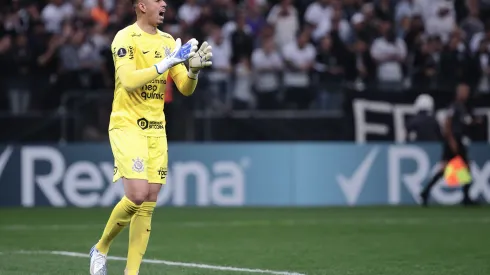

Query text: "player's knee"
[126, 191, 148, 205]
[146, 192, 159, 202]
[145, 183, 162, 202]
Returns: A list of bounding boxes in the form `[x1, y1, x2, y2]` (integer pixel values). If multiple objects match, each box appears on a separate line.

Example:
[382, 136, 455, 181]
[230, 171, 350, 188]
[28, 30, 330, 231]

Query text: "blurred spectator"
[4, 0, 38, 34]
[412, 35, 442, 92]
[370, 20, 407, 91]
[282, 30, 316, 109]
[395, 0, 417, 24]
[346, 12, 374, 46]
[460, 7, 484, 43]
[424, 0, 456, 44]
[476, 38, 490, 93]
[374, 0, 395, 22]
[312, 2, 350, 43]
[314, 35, 345, 109]
[232, 57, 253, 109]
[251, 37, 283, 109]
[9, 33, 33, 114]
[41, 0, 74, 33]
[245, 5, 266, 37]
[345, 39, 375, 89]
[85, 0, 115, 13]
[359, 2, 378, 43]
[439, 30, 470, 91]
[160, 5, 180, 35]
[405, 94, 441, 142]
[178, 0, 201, 29]
[267, 0, 299, 48]
[342, 0, 363, 20]
[229, 10, 254, 64]
[304, 0, 333, 37]
[397, 15, 412, 38]
[207, 26, 232, 107]
[1, 0, 490, 119]
[90, 0, 110, 27]
[404, 14, 424, 50]
[470, 21, 490, 54]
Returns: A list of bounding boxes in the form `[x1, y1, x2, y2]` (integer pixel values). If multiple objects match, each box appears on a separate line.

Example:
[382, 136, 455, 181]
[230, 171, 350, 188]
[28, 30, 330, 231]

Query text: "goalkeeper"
[89, 0, 212, 274]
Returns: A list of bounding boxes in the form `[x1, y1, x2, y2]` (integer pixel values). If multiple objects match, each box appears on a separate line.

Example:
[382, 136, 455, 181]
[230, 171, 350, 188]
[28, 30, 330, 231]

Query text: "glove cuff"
[155, 59, 171, 74]
[187, 70, 199, 80]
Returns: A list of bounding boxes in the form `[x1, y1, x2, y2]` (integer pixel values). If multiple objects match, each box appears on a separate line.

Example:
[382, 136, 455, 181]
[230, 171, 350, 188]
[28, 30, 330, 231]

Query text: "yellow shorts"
[109, 128, 168, 184]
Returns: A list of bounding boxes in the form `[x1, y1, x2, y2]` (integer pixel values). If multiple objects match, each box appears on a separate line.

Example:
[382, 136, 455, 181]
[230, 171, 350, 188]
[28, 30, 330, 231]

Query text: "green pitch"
[0, 206, 489, 275]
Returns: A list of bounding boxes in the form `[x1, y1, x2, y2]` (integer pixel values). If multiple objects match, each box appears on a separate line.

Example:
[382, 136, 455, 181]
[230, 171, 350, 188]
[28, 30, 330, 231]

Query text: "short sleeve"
[111, 30, 135, 70]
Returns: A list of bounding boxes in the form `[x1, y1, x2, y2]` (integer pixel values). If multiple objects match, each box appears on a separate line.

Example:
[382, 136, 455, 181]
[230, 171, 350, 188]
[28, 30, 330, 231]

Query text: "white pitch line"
[14, 250, 305, 275]
[2, 217, 490, 231]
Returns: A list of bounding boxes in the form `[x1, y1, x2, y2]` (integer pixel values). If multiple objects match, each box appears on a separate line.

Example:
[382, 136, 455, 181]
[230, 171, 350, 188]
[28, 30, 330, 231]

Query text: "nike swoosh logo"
[336, 147, 379, 205]
[143, 51, 149, 54]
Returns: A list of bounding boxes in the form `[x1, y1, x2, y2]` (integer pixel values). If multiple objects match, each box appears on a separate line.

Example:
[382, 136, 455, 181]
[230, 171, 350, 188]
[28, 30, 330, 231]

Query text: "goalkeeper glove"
[154, 38, 198, 74]
[188, 41, 213, 74]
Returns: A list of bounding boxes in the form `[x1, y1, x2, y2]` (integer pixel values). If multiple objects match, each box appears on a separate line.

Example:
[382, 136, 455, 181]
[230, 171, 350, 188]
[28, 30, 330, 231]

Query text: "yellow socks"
[95, 196, 140, 255]
[125, 201, 156, 275]
[94, 197, 156, 275]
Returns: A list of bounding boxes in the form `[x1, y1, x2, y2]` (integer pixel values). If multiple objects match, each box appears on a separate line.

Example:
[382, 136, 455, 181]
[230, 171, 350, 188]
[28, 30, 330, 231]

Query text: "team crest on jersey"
[132, 157, 144, 173]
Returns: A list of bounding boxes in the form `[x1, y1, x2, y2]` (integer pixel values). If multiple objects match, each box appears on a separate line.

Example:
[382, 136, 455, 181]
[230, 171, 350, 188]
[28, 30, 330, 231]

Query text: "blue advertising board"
[0, 143, 489, 207]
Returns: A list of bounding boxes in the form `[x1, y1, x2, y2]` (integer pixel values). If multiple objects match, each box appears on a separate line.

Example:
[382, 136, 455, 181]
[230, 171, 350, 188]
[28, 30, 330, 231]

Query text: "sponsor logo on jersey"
[132, 157, 144, 173]
[155, 51, 162, 58]
[131, 32, 141, 37]
[128, 46, 134, 60]
[137, 118, 149, 129]
[140, 91, 164, 100]
[158, 167, 167, 179]
[137, 118, 164, 130]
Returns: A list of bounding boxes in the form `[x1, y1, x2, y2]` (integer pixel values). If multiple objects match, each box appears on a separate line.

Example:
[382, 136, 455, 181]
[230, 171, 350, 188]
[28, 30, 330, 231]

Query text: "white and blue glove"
[188, 41, 213, 74]
[154, 38, 198, 74]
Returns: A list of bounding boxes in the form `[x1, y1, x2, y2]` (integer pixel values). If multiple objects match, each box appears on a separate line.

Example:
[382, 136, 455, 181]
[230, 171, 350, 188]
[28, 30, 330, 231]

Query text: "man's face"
[457, 85, 470, 102]
[139, 0, 167, 26]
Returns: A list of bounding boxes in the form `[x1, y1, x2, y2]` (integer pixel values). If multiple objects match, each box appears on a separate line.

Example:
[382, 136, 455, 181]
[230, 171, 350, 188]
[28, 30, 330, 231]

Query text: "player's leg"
[95, 179, 149, 253]
[125, 184, 162, 275]
[125, 136, 168, 275]
[459, 144, 476, 205]
[91, 180, 149, 275]
[420, 142, 450, 206]
[420, 162, 445, 206]
[90, 129, 150, 275]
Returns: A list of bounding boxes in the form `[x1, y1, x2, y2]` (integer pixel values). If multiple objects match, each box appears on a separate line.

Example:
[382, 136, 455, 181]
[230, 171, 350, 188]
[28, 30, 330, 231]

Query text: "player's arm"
[170, 41, 212, 96]
[169, 63, 199, 96]
[118, 65, 159, 92]
[112, 31, 161, 92]
[113, 32, 197, 92]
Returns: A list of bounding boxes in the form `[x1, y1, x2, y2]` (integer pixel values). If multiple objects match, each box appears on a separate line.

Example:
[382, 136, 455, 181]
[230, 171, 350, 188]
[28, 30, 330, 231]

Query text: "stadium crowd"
[1, 0, 490, 114]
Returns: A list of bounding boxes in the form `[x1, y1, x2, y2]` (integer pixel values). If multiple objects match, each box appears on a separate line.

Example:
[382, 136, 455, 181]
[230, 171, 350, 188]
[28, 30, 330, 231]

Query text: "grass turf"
[0, 206, 489, 275]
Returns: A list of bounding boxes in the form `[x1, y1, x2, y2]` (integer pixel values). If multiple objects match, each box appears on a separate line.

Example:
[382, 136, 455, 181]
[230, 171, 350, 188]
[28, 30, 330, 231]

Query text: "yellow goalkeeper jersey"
[109, 23, 191, 136]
